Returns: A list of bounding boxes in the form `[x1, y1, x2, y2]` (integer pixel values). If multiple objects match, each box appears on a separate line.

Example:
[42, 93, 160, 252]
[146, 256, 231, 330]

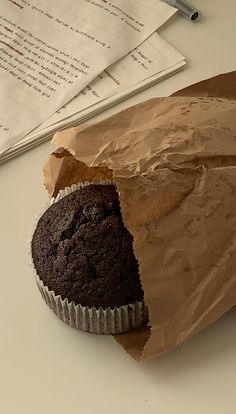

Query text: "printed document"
[0, 0, 175, 153]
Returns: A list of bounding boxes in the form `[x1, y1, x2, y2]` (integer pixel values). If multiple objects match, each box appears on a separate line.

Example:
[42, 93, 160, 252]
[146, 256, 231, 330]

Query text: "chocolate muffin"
[31, 184, 145, 333]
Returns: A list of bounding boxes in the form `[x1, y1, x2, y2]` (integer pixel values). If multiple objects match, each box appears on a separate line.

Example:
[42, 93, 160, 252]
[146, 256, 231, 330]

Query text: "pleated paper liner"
[31, 181, 147, 334]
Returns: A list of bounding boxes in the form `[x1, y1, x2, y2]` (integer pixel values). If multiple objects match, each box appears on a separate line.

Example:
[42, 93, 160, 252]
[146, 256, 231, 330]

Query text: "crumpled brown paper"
[44, 71, 236, 362]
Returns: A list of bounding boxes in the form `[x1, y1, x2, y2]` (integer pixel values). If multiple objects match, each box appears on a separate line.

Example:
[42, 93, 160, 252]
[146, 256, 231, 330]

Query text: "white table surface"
[1, 1, 236, 413]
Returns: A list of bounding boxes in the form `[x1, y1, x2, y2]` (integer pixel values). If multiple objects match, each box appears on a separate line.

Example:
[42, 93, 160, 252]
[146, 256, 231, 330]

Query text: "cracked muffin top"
[31, 184, 144, 309]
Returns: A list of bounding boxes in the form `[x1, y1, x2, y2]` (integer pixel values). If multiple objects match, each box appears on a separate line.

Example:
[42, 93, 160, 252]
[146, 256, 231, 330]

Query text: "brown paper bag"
[44, 71, 236, 361]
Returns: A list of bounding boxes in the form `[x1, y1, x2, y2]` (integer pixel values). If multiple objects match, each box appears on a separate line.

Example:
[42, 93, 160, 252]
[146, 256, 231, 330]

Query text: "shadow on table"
[138, 310, 236, 380]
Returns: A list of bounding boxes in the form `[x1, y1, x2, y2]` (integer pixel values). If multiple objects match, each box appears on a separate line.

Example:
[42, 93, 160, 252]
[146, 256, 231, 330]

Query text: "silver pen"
[164, 0, 199, 21]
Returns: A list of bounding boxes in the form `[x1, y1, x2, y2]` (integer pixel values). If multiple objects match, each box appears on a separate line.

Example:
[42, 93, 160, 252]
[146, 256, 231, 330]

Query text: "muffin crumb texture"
[32, 185, 144, 309]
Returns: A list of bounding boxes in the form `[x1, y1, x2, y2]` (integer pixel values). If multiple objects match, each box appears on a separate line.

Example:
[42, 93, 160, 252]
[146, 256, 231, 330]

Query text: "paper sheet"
[38, 32, 185, 129]
[0, 0, 175, 154]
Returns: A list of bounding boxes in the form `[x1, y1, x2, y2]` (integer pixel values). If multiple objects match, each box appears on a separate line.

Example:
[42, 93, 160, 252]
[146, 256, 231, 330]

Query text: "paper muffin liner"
[30, 181, 146, 334]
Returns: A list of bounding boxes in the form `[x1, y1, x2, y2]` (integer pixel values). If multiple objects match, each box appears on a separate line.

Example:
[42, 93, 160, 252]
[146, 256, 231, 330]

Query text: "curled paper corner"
[114, 325, 151, 362]
[44, 148, 113, 198]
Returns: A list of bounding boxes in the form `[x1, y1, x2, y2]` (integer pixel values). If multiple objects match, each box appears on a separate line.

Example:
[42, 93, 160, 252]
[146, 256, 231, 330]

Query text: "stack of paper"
[1, 33, 185, 163]
[0, 0, 185, 163]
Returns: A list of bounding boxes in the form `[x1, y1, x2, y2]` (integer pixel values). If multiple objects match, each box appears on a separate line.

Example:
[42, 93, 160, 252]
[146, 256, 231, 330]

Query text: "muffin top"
[31, 184, 144, 309]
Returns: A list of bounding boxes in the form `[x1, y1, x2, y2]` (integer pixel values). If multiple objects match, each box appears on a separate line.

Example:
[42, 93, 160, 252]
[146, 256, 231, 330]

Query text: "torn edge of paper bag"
[43, 72, 236, 362]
